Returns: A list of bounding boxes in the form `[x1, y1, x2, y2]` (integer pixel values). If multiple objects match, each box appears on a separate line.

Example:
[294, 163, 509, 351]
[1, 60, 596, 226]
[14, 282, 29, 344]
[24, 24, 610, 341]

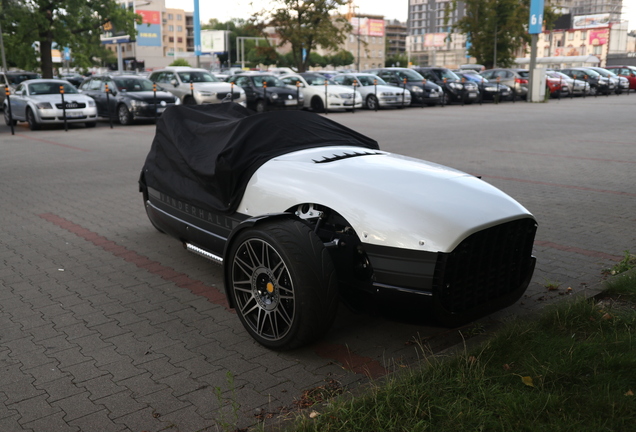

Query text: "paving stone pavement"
[1, 94, 634, 431]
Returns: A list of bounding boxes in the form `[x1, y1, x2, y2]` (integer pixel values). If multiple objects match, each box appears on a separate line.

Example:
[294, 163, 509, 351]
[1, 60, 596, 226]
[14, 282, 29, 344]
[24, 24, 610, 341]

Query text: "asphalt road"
[1, 94, 634, 431]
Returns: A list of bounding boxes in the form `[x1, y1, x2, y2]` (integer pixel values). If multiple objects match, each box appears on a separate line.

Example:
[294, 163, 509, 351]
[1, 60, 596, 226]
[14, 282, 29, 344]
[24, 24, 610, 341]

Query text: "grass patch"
[284, 271, 636, 432]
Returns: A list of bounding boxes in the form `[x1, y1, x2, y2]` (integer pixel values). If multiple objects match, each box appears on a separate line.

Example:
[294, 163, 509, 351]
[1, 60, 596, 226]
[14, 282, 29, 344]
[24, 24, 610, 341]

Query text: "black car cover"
[141, 103, 379, 214]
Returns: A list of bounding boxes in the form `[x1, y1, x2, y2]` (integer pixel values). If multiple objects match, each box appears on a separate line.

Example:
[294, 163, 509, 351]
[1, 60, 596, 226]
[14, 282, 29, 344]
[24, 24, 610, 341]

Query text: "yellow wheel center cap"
[266, 282, 274, 293]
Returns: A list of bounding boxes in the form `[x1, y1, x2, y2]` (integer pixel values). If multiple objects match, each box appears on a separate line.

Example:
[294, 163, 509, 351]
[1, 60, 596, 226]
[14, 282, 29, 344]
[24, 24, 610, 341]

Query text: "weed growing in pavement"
[213, 371, 241, 432]
[543, 278, 561, 291]
[604, 250, 636, 276]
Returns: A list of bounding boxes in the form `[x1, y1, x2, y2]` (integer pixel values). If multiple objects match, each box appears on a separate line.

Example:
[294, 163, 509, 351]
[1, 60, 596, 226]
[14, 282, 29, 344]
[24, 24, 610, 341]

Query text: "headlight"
[328, 93, 341, 98]
[484, 85, 496, 91]
[197, 91, 213, 96]
[174, 97, 181, 105]
[449, 82, 462, 90]
[87, 99, 96, 107]
[411, 86, 423, 93]
[36, 102, 52, 109]
[130, 100, 148, 107]
[269, 93, 278, 100]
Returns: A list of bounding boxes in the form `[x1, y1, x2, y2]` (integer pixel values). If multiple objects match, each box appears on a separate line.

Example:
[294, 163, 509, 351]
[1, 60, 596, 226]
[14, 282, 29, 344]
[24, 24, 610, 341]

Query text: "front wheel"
[118, 104, 132, 125]
[310, 96, 325, 113]
[255, 99, 266, 113]
[227, 219, 338, 350]
[366, 94, 379, 110]
[27, 108, 40, 130]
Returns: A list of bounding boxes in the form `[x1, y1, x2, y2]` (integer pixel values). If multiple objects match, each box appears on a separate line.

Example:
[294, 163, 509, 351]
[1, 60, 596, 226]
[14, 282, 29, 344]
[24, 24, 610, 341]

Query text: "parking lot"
[1, 95, 635, 431]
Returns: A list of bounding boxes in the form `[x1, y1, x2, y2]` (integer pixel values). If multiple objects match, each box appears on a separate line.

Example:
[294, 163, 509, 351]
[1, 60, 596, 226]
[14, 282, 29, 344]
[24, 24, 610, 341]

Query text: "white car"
[139, 103, 538, 350]
[148, 67, 246, 106]
[3, 79, 98, 130]
[280, 73, 363, 112]
[332, 73, 411, 109]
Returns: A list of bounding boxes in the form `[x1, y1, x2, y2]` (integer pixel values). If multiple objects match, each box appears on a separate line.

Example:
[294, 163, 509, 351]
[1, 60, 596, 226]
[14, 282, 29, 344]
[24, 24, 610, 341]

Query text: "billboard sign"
[135, 10, 161, 46]
[351, 17, 385, 37]
[201, 30, 228, 54]
[573, 13, 610, 29]
[589, 28, 609, 45]
[424, 33, 446, 47]
[528, 0, 545, 34]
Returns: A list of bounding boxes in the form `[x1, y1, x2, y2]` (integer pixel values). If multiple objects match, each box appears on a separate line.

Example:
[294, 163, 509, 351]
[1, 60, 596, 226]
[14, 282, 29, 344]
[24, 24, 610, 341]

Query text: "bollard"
[5, 85, 15, 135]
[60, 84, 68, 132]
[402, 78, 407, 107]
[262, 81, 267, 112]
[495, 77, 500, 105]
[153, 82, 157, 122]
[373, 79, 378, 112]
[190, 80, 194, 101]
[104, 83, 113, 129]
[296, 81, 301, 110]
[351, 79, 357, 113]
[421, 79, 426, 108]
[441, 77, 447, 107]
[461, 77, 466, 106]
[324, 79, 328, 114]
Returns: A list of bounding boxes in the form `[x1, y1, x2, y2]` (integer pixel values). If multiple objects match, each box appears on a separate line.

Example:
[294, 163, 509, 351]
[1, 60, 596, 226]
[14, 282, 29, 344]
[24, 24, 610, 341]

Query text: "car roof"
[152, 67, 208, 72]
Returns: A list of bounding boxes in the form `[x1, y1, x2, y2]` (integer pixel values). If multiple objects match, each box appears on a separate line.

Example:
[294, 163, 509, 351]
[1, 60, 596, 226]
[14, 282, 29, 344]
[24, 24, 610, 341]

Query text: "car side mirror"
[15, 90, 23, 95]
[171, 79, 178, 87]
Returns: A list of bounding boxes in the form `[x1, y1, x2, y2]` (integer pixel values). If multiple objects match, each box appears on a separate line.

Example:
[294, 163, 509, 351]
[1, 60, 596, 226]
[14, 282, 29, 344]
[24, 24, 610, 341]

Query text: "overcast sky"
[165, 0, 634, 31]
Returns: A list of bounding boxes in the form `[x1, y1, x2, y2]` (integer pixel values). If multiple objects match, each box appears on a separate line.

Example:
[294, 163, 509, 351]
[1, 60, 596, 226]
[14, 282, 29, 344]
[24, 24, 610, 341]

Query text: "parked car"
[0, 71, 39, 107]
[227, 73, 304, 112]
[545, 73, 570, 97]
[586, 67, 628, 94]
[3, 79, 97, 130]
[148, 67, 246, 105]
[59, 73, 85, 87]
[279, 73, 362, 112]
[546, 71, 589, 96]
[559, 68, 613, 95]
[412, 67, 479, 104]
[604, 65, 636, 90]
[480, 68, 529, 99]
[79, 74, 180, 124]
[139, 103, 538, 350]
[331, 73, 411, 109]
[363, 67, 443, 106]
[454, 71, 512, 101]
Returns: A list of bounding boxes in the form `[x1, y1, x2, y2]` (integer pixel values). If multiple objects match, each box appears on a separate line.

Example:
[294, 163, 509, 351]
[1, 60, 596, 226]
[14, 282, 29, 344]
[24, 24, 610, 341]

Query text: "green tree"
[253, 0, 352, 72]
[450, 0, 556, 69]
[169, 58, 191, 66]
[326, 50, 354, 68]
[1, 0, 139, 77]
[385, 54, 409, 68]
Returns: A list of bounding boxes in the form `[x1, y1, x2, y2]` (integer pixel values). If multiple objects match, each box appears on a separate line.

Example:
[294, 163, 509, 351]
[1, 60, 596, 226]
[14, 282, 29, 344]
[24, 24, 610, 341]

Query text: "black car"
[59, 74, 85, 87]
[560, 68, 613, 96]
[79, 74, 180, 124]
[363, 67, 443, 106]
[454, 71, 512, 102]
[1, 71, 39, 107]
[413, 67, 480, 104]
[226, 73, 303, 112]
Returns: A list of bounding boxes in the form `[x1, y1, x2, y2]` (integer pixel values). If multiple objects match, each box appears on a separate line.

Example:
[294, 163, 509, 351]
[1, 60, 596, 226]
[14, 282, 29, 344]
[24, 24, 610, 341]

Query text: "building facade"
[385, 20, 407, 59]
[343, 15, 386, 71]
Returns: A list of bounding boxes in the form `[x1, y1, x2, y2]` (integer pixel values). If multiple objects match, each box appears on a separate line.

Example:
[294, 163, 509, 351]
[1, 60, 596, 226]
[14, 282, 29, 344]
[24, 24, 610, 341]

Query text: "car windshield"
[461, 74, 483, 83]
[437, 69, 460, 80]
[253, 76, 286, 88]
[113, 78, 155, 92]
[576, 69, 600, 78]
[177, 71, 219, 83]
[7, 73, 39, 85]
[28, 82, 78, 95]
[395, 69, 424, 81]
[517, 70, 530, 78]
[356, 75, 387, 86]
[301, 74, 336, 85]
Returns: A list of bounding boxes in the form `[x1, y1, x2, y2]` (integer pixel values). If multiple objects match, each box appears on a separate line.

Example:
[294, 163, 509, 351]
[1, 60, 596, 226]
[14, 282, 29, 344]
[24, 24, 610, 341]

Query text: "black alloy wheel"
[117, 104, 132, 125]
[27, 108, 40, 130]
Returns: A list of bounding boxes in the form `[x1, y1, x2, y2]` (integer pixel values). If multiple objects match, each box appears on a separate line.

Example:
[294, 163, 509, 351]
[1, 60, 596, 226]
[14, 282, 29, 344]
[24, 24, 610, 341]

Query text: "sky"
[164, 0, 409, 24]
[165, 0, 635, 31]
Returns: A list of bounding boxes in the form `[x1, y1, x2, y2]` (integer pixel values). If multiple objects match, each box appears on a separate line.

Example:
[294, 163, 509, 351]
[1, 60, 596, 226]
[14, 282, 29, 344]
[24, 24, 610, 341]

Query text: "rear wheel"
[255, 99, 266, 113]
[227, 219, 338, 350]
[27, 108, 40, 130]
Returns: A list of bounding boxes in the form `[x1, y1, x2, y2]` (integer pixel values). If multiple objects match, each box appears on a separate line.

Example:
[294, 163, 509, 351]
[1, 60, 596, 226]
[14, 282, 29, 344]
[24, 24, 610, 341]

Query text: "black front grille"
[55, 102, 86, 109]
[433, 218, 537, 314]
[217, 92, 241, 100]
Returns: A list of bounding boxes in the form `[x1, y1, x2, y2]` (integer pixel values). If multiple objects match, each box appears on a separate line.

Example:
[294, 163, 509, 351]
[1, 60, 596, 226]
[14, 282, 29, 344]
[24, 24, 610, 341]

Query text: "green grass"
[283, 269, 636, 432]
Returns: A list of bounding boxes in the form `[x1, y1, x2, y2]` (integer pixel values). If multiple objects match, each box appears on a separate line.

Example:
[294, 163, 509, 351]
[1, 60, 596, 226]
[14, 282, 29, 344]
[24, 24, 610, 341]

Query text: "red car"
[546, 75, 569, 97]
[605, 65, 636, 90]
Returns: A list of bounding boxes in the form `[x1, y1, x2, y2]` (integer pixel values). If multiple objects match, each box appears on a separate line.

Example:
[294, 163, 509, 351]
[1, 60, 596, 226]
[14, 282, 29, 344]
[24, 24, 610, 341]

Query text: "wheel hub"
[252, 268, 279, 311]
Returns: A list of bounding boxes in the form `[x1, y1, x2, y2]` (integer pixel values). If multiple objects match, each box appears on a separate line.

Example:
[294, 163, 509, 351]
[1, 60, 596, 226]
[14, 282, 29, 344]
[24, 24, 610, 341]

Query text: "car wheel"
[589, 86, 597, 96]
[183, 96, 196, 105]
[255, 99, 266, 113]
[27, 108, 40, 130]
[117, 104, 132, 125]
[85, 122, 96, 128]
[366, 94, 379, 110]
[442, 92, 450, 105]
[310, 96, 325, 113]
[4, 107, 16, 126]
[227, 218, 338, 350]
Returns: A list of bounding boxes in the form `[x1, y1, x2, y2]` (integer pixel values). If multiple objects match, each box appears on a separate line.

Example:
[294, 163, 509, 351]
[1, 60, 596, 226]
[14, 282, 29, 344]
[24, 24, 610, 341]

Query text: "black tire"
[183, 96, 196, 105]
[255, 99, 266, 113]
[227, 219, 338, 350]
[117, 104, 132, 125]
[589, 86, 597, 96]
[27, 108, 40, 130]
[366, 94, 378, 110]
[4, 107, 16, 126]
[310, 96, 325, 113]
[85, 122, 96, 128]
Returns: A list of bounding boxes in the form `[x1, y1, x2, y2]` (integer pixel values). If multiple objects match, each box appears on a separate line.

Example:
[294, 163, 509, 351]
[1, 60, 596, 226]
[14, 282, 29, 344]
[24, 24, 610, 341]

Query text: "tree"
[1, 0, 139, 77]
[253, 0, 352, 72]
[327, 50, 354, 67]
[385, 54, 409, 68]
[450, 0, 556, 69]
[170, 58, 191, 67]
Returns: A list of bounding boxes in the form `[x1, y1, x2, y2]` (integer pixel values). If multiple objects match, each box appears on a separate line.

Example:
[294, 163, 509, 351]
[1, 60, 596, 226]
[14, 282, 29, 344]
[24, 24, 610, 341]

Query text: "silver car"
[148, 67, 246, 106]
[332, 73, 411, 109]
[546, 71, 589, 96]
[3, 79, 98, 130]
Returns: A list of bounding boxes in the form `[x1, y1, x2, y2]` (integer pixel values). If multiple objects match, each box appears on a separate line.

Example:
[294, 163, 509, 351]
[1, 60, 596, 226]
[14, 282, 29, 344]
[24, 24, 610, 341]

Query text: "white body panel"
[281, 74, 363, 111]
[238, 146, 533, 253]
